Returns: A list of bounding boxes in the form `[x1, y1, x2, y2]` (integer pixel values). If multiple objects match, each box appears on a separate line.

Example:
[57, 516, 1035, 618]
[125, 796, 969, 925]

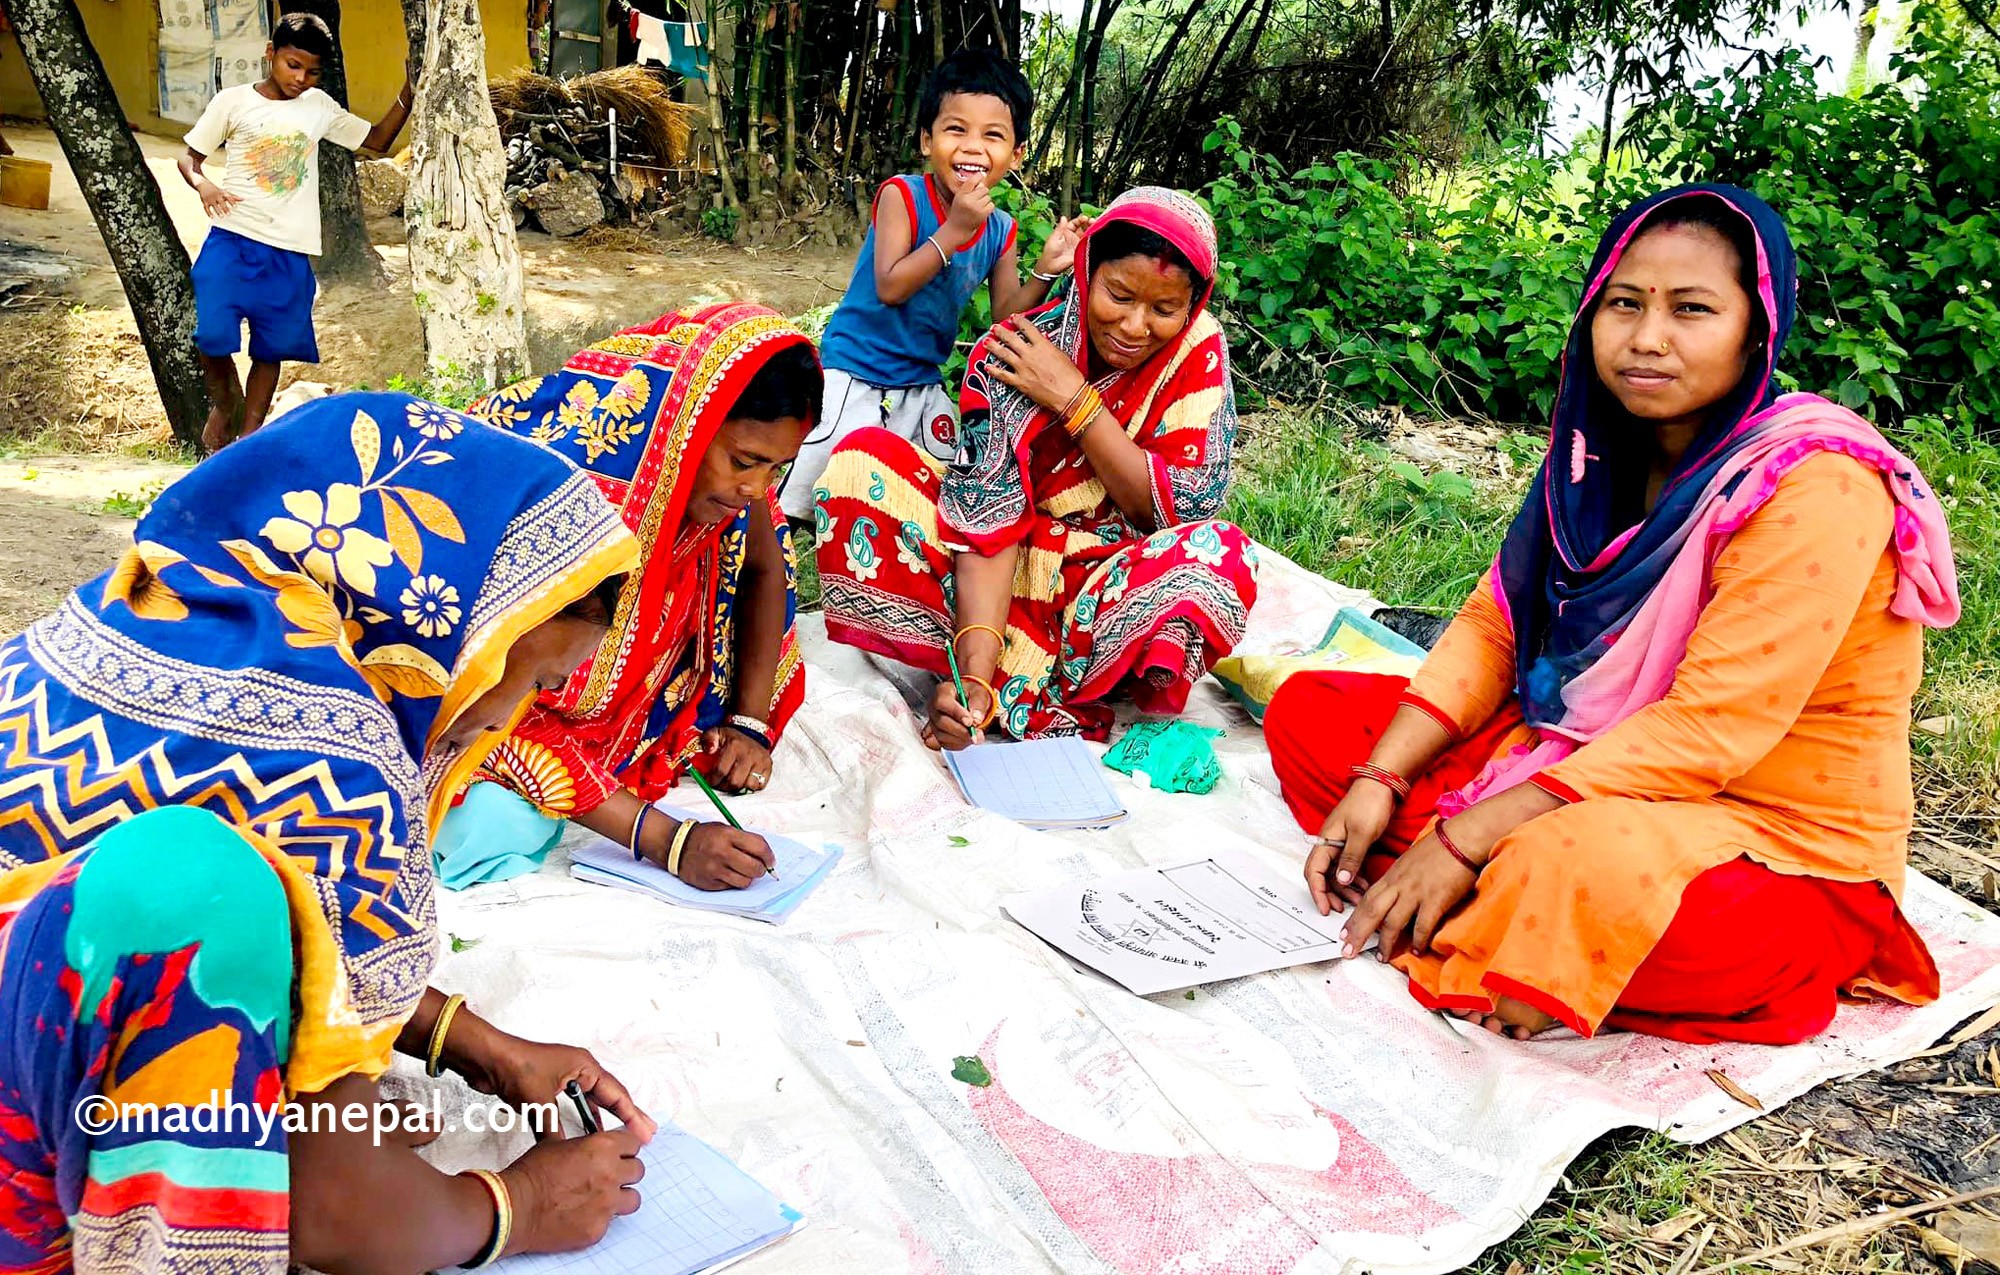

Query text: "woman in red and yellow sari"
[442, 304, 821, 891]
[814, 187, 1258, 747]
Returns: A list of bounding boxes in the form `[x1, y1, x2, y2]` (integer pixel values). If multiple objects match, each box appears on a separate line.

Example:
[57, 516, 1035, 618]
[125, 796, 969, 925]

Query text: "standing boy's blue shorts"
[191, 227, 319, 364]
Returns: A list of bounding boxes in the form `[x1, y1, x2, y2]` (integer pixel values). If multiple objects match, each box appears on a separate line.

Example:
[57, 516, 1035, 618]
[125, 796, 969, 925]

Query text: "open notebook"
[492, 1122, 803, 1275]
[570, 803, 842, 925]
[944, 736, 1128, 830]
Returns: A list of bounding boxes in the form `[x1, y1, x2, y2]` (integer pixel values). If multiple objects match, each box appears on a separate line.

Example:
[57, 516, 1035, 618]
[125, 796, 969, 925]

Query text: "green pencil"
[943, 632, 982, 746]
[689, 769, 778, 881]
[943, 630, 970, 710]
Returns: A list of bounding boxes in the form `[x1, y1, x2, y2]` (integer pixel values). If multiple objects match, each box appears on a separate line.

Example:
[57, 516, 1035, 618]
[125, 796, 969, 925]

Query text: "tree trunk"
[293, 0, 381, 282]
[928, 0, 943, 62]
[9, 0, 207, 445]
[401, 0, 427, 83]
[1596, 48, 1620, 173]
[1100, 0, 1205, 194]
[399, 0, 529, 386]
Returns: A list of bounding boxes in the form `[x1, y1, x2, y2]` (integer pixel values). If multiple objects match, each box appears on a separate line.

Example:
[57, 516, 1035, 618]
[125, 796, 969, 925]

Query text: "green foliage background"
[974, 2, 1999, 437]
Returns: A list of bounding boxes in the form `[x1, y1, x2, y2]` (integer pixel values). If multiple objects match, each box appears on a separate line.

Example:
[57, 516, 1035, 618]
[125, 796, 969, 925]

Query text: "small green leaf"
[448, 933, 480, 953]
[1184, 990, 1197, 1000]
[947, 835, 970, 848]
[951, 1055, 992, 1086]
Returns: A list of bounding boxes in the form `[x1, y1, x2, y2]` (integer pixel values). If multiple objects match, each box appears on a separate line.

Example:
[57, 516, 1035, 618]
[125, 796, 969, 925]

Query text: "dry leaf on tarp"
[1706, 1069, 1764, 1109]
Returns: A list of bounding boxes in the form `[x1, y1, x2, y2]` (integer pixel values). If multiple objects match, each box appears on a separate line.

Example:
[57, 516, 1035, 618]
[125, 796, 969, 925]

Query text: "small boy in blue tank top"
[781, 50, 1088, 521]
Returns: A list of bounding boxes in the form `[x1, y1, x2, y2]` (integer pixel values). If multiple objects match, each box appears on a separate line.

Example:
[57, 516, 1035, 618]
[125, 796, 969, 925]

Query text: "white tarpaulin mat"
[423, 546, 2000, 1275]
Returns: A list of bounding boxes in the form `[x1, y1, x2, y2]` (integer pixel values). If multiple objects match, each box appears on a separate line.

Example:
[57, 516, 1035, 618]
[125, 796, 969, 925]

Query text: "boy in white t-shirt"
[177, 12, 412, 453]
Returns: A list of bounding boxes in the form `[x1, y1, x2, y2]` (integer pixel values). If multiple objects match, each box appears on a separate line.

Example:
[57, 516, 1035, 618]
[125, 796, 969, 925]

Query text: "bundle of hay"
[491, 66, 696, 229]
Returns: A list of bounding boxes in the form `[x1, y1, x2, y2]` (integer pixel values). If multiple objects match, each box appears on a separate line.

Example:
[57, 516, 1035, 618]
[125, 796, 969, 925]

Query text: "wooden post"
[8, 0, 208, 445]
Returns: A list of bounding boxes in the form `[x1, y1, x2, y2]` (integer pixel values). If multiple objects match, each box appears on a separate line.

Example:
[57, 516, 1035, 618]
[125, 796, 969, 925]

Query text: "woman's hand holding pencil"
[924, 680, 991, 751]
[659, 822, 776, 891]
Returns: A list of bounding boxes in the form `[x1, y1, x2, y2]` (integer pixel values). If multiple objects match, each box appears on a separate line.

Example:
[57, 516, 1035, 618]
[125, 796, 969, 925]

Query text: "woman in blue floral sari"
[0, 394, 658, 1272]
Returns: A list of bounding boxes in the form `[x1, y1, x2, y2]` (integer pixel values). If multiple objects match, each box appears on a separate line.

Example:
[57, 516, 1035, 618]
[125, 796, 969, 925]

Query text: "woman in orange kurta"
[1265, 185, 1959, 1043]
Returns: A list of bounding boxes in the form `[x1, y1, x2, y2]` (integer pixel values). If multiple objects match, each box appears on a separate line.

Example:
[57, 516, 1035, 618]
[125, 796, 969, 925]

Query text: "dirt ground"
[0, 455, 189, 632]
[0, 125, 851, 446]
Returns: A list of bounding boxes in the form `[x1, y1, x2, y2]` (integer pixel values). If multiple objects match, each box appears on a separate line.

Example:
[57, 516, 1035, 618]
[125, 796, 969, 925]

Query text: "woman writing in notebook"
[441, 305, 820, 892]
[0, 394, 655, 1271]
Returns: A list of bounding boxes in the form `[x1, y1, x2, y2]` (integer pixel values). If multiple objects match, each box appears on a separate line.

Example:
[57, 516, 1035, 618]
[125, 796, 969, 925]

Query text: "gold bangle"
[462, 1168, 512, 1267]
[666, 818, 696, 877]
[1057, 382, 1091, 418]
[426, 992, 465, 1079]
[953, 623, 1005, 655]
[1064, 387, 1103, 439]
[961, 673, 1000, 729]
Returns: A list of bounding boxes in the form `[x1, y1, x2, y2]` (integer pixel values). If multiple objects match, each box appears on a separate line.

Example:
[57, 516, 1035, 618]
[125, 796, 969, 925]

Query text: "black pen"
[565, 1079, 600, 1135]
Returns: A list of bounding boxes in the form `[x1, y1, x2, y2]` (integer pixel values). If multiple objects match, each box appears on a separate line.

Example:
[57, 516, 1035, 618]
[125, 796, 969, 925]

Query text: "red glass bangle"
[1434, 818, 1480, 875]
[1349, 761, 1412, 801]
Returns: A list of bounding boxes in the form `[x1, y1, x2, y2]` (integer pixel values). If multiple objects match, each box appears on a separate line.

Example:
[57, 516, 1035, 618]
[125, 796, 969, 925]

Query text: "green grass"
[794, 533, 821, 611]
[1462, 1132, 1718, 1274]
[1224, 411, 1531, 609]
[1898, 415, 2000, 794]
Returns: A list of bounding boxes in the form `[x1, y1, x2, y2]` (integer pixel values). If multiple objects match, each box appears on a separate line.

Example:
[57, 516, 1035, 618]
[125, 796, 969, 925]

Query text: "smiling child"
[780, 50, 1089, 522]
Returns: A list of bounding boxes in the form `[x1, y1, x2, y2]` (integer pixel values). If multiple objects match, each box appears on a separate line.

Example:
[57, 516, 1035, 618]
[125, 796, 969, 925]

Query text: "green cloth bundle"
[1103, 720, 1225, 794]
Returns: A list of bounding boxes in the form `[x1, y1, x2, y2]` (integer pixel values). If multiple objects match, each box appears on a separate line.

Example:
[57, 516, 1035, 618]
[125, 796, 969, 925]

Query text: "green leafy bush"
[946, 4, 1996, 434]
[1631, 5, 2000, 429]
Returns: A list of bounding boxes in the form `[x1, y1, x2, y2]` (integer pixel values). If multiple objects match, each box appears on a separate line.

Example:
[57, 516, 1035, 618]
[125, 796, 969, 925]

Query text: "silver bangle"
[927, 235, 951, 267]
[1029, 267, 1061, 284]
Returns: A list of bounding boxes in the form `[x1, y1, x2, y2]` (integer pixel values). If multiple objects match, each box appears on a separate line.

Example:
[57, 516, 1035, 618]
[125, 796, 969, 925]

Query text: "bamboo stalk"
[837, 0, 876, 182]
[1055, 0, 1093, 214]
[745, 0, 770, 203]
[702, 0, 739, 209]
[781, 0, 801, 193]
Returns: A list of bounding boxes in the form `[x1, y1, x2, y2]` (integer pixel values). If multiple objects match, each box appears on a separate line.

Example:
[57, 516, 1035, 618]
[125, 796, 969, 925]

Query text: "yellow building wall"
[0, 0, 532, 144]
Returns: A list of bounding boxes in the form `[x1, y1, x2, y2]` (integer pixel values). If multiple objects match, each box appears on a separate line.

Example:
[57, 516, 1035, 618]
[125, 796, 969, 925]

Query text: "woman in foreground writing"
[1267, 185, 1959, 1043]
[0, 395, 654, 1270]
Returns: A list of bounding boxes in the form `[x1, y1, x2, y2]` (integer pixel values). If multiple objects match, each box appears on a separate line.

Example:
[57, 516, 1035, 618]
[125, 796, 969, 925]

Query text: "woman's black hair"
[563, 573, 626, 625]
[726, 343, 823, 426]
[917, 50, 1033, 143]
[271, 11, 336, 60]
[1087, 222, 1209, 299]
[1631, 193, 1768, 350]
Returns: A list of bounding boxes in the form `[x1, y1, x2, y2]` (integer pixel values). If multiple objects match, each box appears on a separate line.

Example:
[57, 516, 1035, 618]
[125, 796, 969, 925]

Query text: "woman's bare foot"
[1449, 996, 1560, 1040]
